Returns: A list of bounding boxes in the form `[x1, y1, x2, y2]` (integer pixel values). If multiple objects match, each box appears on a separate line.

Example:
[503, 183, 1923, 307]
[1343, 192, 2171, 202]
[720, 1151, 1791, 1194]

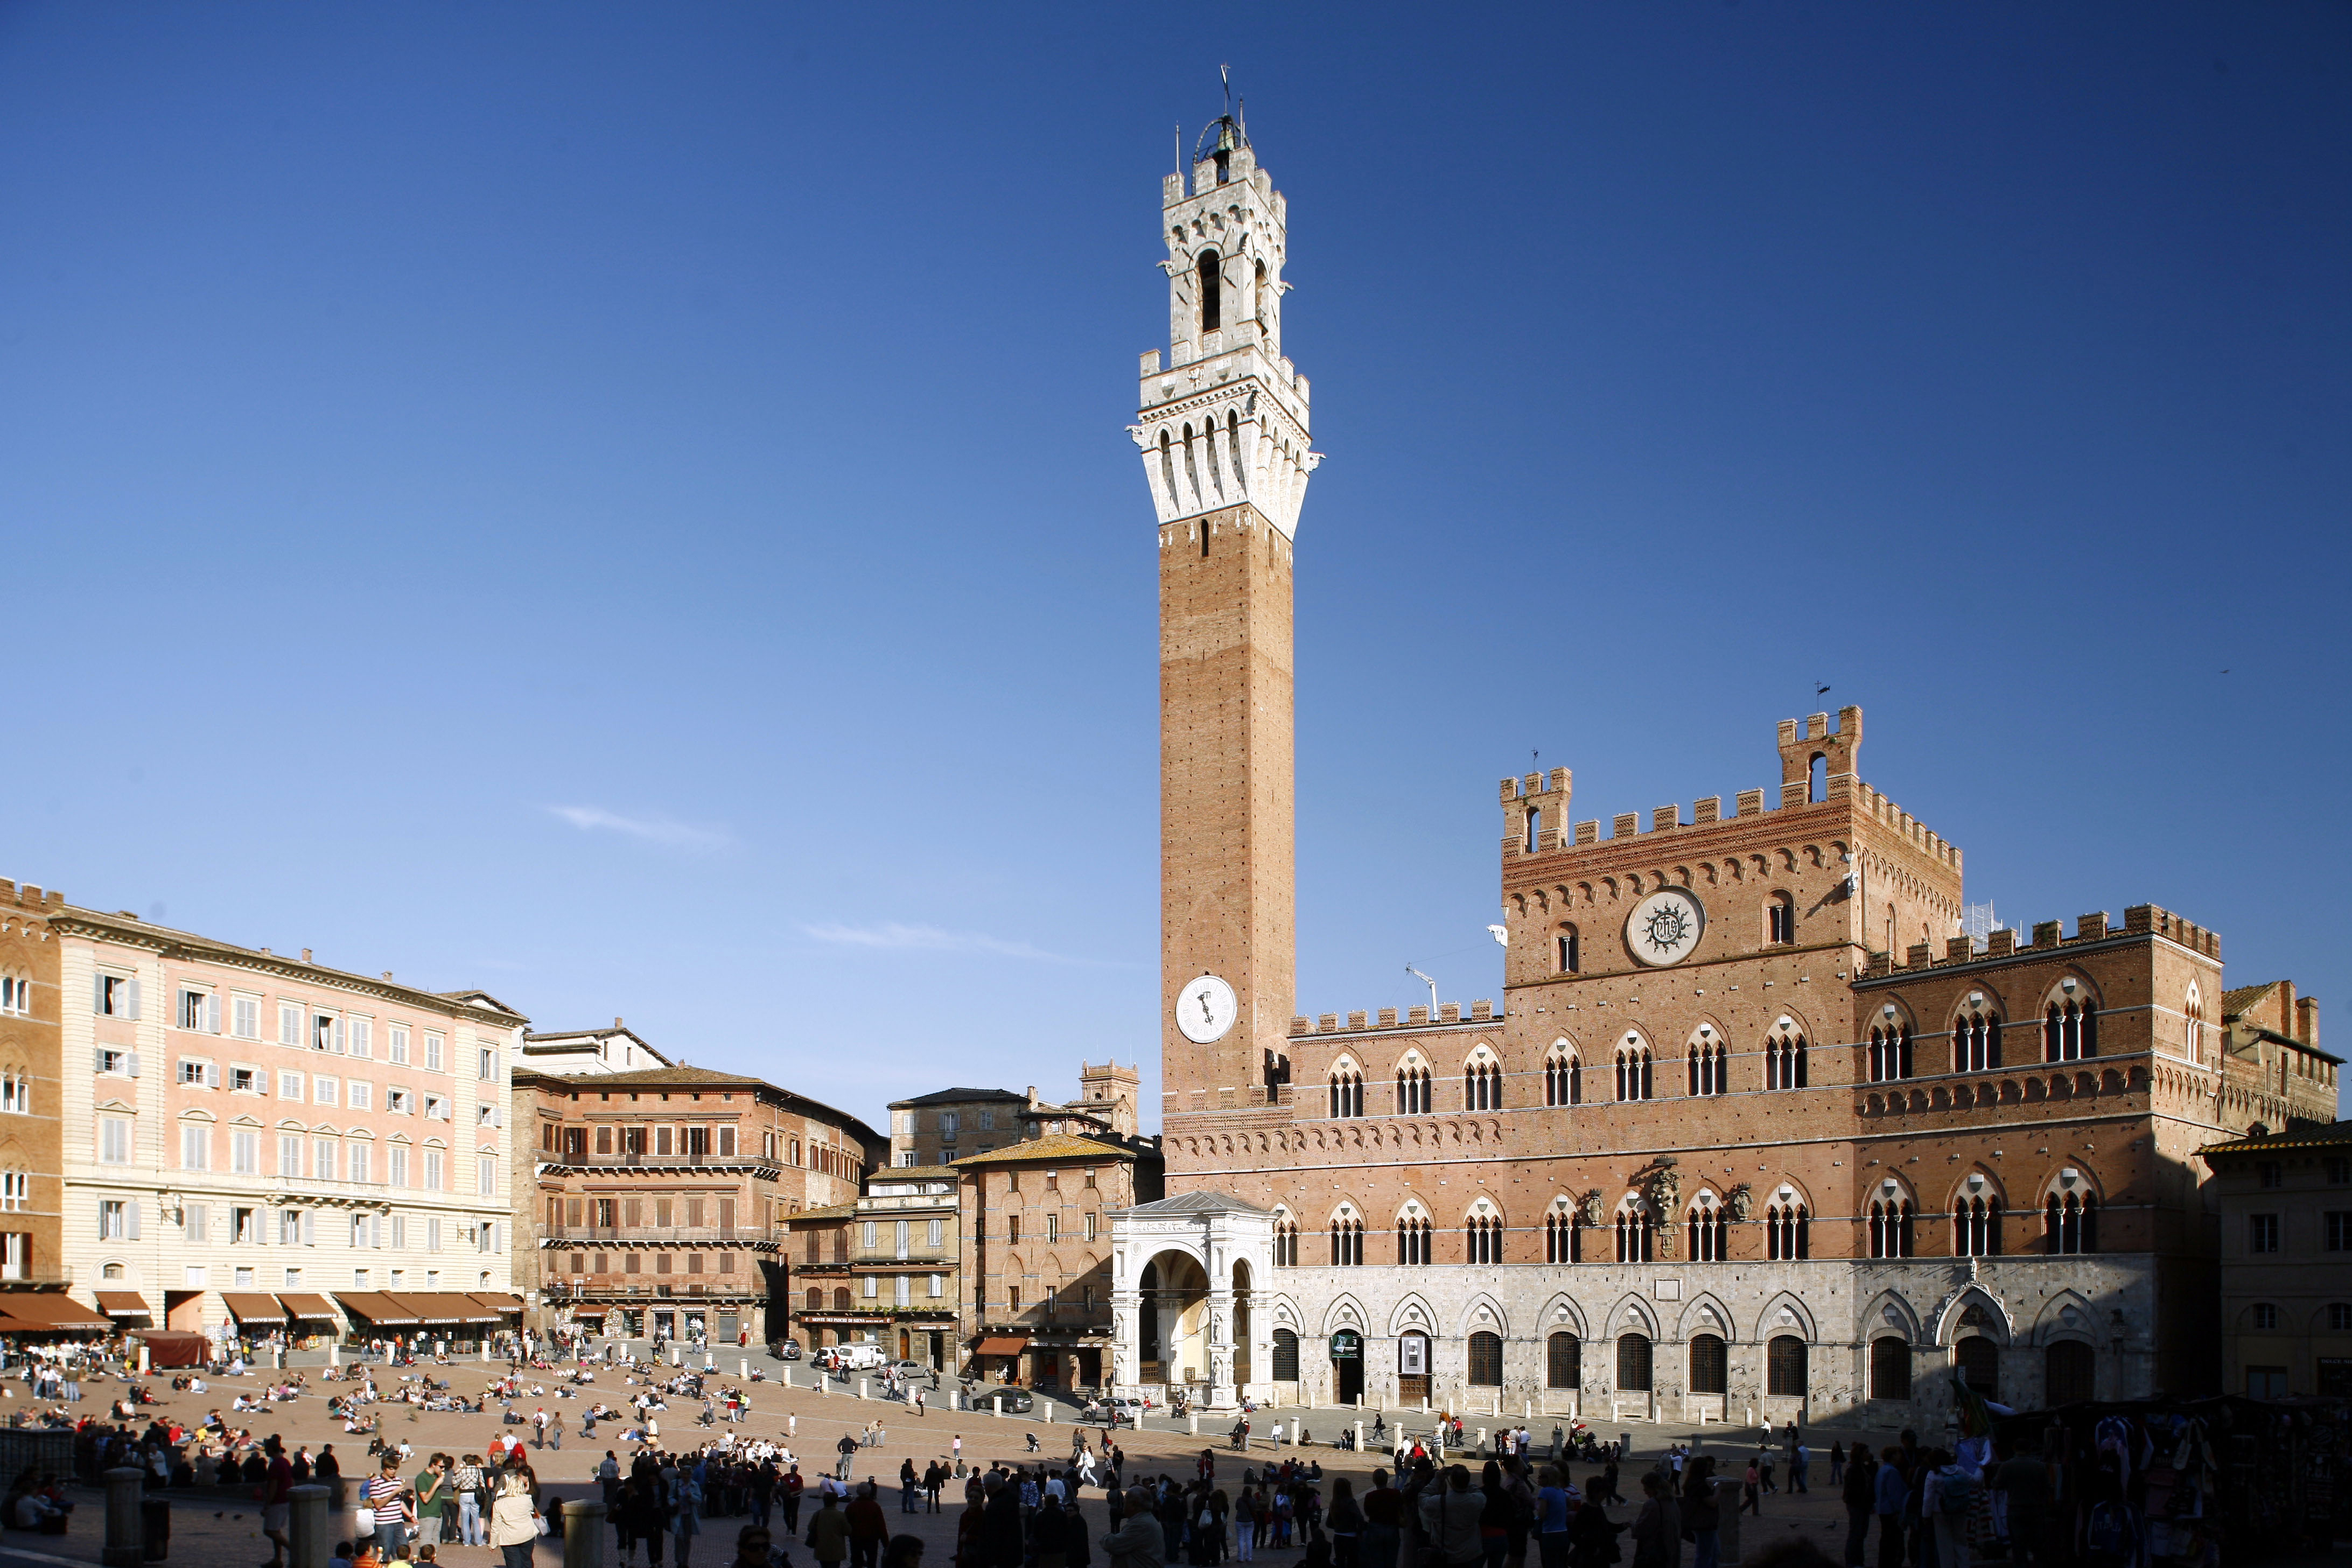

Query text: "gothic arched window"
[1766, 1020, 1808, 1090]
[1396, 1061, 1431, 1116]
[2045, 996, 2098, 1062]
[1464, 1055, 1502, 1111]
[1614, 1204, 1653, 1263]
[1688, 1039, 1726, 1097]
[1545, 1050, 1580, 1107]
[1465, 1211, 1503, 1265]
[1954, 1007, 2003, 1074]
[1869, 1196, 1916, 1258]
[1397, 1214, 1431, 1266]
[1544, 1205, 1578, 1263]
[1615, 1045, 1653, 1102]
[1327, 1065, 1363, 1119]
[2045, 1191, 2098, 1255]
[1954, 1195, 2003, 1257]
[1869, 1021, 1913, 1082]
[1688, 1200, 1727, 1262]
[1198, 250, 1222, 333]
[1767, 1200, 1809, 1261]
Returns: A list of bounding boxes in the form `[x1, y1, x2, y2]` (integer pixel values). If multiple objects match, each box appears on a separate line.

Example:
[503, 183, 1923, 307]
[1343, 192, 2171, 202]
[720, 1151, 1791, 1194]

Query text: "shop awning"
[468, 1292, 526, 1314]
[220, 1293, 288, 1325]
[0, 1295, 114, 1333]
[277, 1293, 340, 1321]
[334, 1291, 418, 1326]
[95, 1292, 151, 1318]
[384, 1292, 502, 1325]
[972, 1335, 1030, 1357]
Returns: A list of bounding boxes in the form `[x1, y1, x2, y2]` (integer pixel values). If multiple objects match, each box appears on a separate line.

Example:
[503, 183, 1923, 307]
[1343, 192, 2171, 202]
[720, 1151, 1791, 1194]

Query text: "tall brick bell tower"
[1132, 114, 1319, 1128]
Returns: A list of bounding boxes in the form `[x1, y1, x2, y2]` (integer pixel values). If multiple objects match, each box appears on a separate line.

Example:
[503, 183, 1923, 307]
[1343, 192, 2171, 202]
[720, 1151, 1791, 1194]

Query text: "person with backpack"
[1921, 1450, 1974, 1568]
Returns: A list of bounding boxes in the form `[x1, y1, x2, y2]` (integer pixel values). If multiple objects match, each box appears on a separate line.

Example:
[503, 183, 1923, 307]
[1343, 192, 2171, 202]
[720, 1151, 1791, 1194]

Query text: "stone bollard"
[103, 1467, 144, 1568]
[741, 1359, 750, 1378]
[1044, 1403, 1053, 1424]
[992, 1398, 1003, 1419]
[563, 1501, 609, 1568]
[289, 1483, 331, 1568]
[1476, 1427, 1488, 1453]
[1187, 1412, 1198, 1436]
[1354, 1422, 1363, 1452]
[859, 1379, 869, 1401]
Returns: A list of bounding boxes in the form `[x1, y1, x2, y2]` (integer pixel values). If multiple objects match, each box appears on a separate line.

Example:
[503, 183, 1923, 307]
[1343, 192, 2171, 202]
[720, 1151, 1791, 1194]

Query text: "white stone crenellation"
[1129, 121, 1319, 539]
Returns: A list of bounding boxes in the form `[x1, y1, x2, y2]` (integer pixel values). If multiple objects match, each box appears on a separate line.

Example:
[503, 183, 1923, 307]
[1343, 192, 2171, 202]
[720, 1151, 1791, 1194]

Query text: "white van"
[832, 1342, 888, 1370]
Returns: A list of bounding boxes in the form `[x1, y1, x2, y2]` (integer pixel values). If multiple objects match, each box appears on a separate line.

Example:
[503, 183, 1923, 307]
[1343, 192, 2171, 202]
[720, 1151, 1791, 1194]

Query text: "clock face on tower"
[1176, 974, 1240, 1044]
[1625, 889, 1706, 967]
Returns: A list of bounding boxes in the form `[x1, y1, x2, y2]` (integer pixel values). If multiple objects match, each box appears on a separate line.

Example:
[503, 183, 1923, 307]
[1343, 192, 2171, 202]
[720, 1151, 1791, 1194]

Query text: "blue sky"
[3, 4, 2346, 1129]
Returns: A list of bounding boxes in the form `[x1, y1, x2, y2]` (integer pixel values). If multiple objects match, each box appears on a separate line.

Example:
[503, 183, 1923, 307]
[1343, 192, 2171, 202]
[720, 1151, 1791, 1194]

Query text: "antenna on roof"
[1222, 63, 1231, 121]
[1174, 122, 1182, 177]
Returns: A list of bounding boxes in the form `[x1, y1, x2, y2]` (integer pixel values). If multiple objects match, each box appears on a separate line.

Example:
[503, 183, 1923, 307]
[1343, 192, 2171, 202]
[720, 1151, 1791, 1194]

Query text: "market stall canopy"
[333, 1291, 418, 1326]
[95, 1292, 151, 1318]
[220, 1293, 288, 1325]
[972, 1335, 1030, 1356]
[277, 1293, 339, 1321]
[0, 1295, 114, 1333]
[130, 1329, 208, 1368]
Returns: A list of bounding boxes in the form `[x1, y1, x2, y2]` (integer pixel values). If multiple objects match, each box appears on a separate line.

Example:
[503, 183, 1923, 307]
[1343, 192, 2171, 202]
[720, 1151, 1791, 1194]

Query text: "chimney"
[2282, 983, 2298, 1036]
[301, 949, 312, 964]
[614, 1017, 625, 1029]
[2299, 997, 2321, 1052]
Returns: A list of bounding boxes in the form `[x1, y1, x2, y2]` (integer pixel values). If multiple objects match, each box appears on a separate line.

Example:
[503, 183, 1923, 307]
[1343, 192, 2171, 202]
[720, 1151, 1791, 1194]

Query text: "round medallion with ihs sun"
[1625, 888, 1706, 967]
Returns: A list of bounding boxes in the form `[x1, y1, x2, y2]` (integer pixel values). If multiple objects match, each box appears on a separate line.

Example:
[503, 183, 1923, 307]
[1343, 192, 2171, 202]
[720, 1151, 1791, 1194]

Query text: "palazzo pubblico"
[1104, 116, 2334, 1426]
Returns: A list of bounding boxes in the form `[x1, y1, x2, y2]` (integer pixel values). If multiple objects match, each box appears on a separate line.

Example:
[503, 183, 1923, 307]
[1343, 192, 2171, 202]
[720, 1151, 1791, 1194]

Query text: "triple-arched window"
[1328, 1214, 1363, 1266]
[1765, 1019, 1808, 1090]
[1687, 1038, 1726, 1097]
[1954, 1006, 2003, 1073]
[1614, 1202, 1653, 1263]
[1466, 1211, 1504, 1264]
[1397, 1213, 1432, 1266]
[1396, 1061, 1432, 1115]
[1767, 1200, 1809, 1261]
[1272, 1217, 1299, 1267]
[1544, 1050, 1580, 1107]
[1544, 1205, 1578, 1263]
[1688, 1198, 1727, 1262]
[1869, 1196, 1916, 1258]
[1615, 1044, 1654, 1102]
[1328, 1064, 1363, 1119]
[1464, 1054, 1503, 1111]
[2045, 994, 2098, 1061]
[2045, 1191, 2098, 1255]
[1955, 1194, 2003, 1256]
[1869, 1020, 1913, 1082]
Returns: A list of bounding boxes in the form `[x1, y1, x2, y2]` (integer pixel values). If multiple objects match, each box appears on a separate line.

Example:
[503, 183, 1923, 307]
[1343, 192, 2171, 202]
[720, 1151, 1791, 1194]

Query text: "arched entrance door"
[1138, 1249, 1209, 1391]
[1330, 1329, 1364, 1404]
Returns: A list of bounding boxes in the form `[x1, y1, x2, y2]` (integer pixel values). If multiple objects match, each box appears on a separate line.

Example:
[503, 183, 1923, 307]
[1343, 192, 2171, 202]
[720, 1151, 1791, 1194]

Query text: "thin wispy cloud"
[544, 804, 731, 852]
[800, 921, 1115, 966]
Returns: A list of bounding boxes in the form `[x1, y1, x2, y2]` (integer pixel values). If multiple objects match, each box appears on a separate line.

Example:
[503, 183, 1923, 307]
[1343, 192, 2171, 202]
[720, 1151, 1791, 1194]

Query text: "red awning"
[95, 1292, 151, 1318]
[467, 1292, 526, 1314]
[276, 1293, 340, 1320]
[972, 1335, 1030, 1357]
[334, 1291, 418, 1326]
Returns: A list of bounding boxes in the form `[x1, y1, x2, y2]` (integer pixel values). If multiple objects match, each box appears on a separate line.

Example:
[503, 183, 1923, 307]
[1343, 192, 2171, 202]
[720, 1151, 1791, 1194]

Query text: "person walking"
[366, 1456, 409, 1560]
[1739, 1460, 1760, 1518]
[490, 1471, 541, 1568]
[1872, 1448, 1908, 1568]
[1828, 1444, 1846, 1489]
[806, 1491, 851, 1568]
[1679, 1459, 1720, 1568]
[1838, 1445, 1877, 1568]
[1626, 1475, 1679, 1568]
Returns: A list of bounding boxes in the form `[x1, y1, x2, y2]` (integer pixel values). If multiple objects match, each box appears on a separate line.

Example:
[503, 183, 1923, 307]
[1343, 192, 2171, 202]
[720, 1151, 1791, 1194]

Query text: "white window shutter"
[93, 975, 106, 1014]
[373, 1216, 384, 1249]
[127, 1052, 141, 1078]
[126, 979, 141, 1020]
[207, 995, 221, 1034]
[335, 1018, 346, 1053]
[206, 1063, 220, 1088]
[493, 1104, 504, 1129]
[302, 1212, 314, 1246]
[92, 1048, 106, 1073]
[496, 1221, 508, 1251]
[126, 1201, 142, 1241]
[256, 1070, 269, 1095]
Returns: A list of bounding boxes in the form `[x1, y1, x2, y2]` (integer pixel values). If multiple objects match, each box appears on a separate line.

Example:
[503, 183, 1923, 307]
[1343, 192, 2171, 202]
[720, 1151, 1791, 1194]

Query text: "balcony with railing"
[541, 1149, 782, 1175]
[545, 1225, 774, 1248]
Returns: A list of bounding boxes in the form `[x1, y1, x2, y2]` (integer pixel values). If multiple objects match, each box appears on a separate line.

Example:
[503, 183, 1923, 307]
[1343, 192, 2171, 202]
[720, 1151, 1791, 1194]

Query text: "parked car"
[772, 1339, 802, 1361]
[977, 1386, 1034, 1413]
[888, 1360, 931, 1380]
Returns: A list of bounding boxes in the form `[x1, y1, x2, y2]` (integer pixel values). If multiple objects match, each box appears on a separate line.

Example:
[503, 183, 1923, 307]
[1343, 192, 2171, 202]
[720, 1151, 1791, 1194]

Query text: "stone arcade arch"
[1109, 1191, 1275, 1408]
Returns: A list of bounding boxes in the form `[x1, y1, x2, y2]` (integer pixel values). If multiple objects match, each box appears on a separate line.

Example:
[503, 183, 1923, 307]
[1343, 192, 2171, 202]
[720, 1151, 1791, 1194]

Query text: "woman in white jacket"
[489, 1470, 541, 1568]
